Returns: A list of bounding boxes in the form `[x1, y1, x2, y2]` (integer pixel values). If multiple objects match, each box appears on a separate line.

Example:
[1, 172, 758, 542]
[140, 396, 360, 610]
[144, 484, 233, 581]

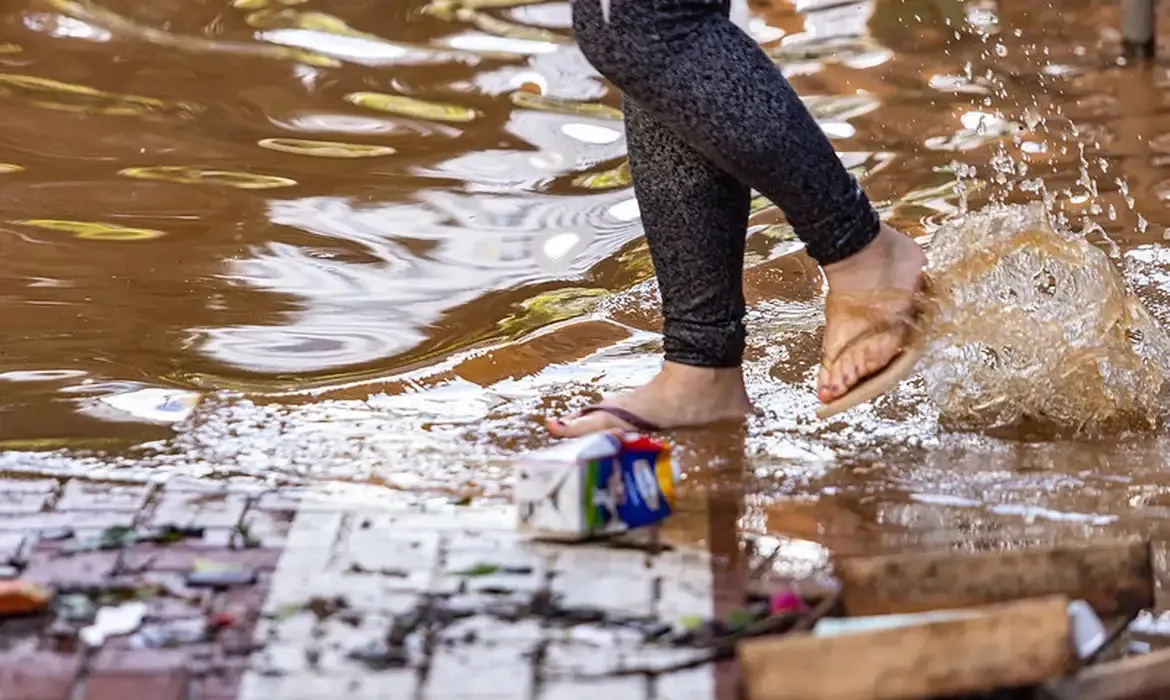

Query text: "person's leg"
[572, 0, 926, 406]
[549, 96, 753, 436]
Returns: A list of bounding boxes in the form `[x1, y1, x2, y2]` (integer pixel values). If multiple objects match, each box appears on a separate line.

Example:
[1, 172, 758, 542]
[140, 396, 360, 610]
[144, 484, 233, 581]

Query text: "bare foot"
[546, 363, 752, 437]
[817, 224, 928, 403]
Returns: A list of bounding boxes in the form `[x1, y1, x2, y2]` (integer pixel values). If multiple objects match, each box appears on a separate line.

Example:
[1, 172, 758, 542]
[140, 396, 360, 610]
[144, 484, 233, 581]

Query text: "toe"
[546, 411, 628, 438]
[819, 330, 904, 402]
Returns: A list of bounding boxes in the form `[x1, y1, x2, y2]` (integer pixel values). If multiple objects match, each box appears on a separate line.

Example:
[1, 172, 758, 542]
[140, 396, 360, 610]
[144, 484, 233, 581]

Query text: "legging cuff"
[797, 183, 882, 266]
[662, 318, 745, 368]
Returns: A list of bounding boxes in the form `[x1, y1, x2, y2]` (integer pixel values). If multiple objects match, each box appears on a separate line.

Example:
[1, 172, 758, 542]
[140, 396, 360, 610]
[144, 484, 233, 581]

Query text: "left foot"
[817, 224, 927, 403]
[546, 363, 752, 437]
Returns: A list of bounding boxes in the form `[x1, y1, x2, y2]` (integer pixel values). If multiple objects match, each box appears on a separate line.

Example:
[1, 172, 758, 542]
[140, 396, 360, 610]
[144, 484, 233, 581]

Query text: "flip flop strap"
[578, 405, 662, 432]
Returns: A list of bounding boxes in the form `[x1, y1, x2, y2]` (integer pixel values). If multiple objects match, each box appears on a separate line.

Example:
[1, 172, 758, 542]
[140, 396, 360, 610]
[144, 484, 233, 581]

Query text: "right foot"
[546, 362, 752, 437]
[817, 223, 928, 405]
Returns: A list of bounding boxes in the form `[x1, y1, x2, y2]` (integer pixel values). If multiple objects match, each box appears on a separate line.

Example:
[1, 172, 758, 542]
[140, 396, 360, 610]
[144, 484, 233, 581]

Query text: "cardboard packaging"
[515, 432, 676, 540]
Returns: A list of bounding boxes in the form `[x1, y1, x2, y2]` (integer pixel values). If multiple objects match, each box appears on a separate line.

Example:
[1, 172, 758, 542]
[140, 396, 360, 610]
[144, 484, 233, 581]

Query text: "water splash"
[921, 203, 1170, 432]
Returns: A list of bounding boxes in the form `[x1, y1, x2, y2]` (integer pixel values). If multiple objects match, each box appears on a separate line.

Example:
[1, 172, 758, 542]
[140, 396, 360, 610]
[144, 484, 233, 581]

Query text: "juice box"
[515, 432, 677, 540]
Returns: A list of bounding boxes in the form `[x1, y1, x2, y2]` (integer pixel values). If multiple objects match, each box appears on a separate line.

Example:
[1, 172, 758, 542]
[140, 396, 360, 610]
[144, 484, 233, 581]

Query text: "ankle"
[822, 225, 925, 289]
[659, 362, 745, 391]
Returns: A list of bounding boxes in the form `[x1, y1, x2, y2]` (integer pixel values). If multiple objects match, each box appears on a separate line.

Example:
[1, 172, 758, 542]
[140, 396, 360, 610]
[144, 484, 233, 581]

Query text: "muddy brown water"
[3, 0, 1170, 583]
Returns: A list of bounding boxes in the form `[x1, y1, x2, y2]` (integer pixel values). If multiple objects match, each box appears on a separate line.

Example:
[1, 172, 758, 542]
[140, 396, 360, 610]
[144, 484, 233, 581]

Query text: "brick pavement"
[0, 475, 736, 700]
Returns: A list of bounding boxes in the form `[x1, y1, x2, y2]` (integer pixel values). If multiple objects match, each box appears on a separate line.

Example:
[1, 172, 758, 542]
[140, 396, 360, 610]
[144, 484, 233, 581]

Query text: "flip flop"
[815, 283, 930, 420]
[574, 405, 662, 432]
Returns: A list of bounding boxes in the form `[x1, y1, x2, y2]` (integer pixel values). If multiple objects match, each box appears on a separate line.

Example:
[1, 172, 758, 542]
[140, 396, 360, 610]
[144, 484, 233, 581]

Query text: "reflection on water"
[2, 0, 1170, 569]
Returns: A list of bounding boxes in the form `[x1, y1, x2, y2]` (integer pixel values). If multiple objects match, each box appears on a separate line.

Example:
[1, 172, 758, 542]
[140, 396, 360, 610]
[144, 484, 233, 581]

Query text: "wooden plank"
[836, 537, 1152, 617]
[739, 595, 1076, 700]
[1045, 648, 1170, 700]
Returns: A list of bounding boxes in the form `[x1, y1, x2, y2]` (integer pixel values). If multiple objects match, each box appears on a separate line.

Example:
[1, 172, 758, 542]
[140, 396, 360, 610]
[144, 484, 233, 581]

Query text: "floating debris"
[129, 618, 208, 648]
[118, 166, 297, 190]
[346, 563, 407, 577]
[185, 559, 258, 588]
[62, 525, 138, 554]
[344, 92, 478, 122]
[143, 524, 206, 544]
[92, 388, 201, 424]
[79, 601, 147, 647]
[508, 90, 622, 120]
[770, 592, 810, 616]
[210, 612, 237, 629]
[306, 595, 349, 620]
[451, 563, 501, 577]
[515, 433, 677, 540]
[0, 72, 167, 116]
[11, 219, 166, 241]
[348, 640, 409, 670]
[258, 137, 396, 158]
[233, 0, 309, 8]
[53, 594, 96, 623]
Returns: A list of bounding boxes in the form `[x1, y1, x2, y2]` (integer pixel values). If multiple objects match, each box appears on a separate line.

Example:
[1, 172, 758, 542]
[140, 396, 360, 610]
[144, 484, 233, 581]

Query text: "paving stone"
[281, 511, 344, 549]
[0, 650, 80, 700]
[336, 525, 441, 592]
[236, 506, 294, 547]
[0, 511, 135, 531]
[424, 641, 536, 699]
[149, 489, 249, 529]
[245, 616, 420, 696]
[263, 569, 423, 613]
[549, 546, 654, 617]
[539, 676, 650, 700]
[0, 478, 59, 493]
[57, 480, 150, 512]
[437, 614, 544, 648]
[385, 504, 515, 533]
[0, 531, 25, 562]
[0, 487, 52, 514]
[314, 612, 427, 670]
[252, 612, 318, 650]
[252, 489, 307, 513]
[544, 638, 707, 679]
[158, 477, 264, 495]
[122, 545, 282, 573]
[655, 667, 717, 700]
[213, 577, 269, 622]
[253, 489, 407, 515]
[239, 671, 411, 700]
[22, 549, 119, 587]
[650, 549, 715, 624]
[84, 648, 189, 700]
[131, 571, 212, 618]
[189, 665, 245, 700]
[442, 537, 550, 595]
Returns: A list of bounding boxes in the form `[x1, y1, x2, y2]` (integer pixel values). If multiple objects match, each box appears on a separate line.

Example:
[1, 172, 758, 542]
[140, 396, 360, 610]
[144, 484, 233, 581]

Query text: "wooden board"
[739, 595, 1076, 700]
[1045, 647, 1170, 700]
[836, 537, 1152, 617]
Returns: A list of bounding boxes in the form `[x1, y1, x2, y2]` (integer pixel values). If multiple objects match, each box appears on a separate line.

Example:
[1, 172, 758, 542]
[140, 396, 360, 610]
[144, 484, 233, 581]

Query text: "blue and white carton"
[515, 432, 678, 540]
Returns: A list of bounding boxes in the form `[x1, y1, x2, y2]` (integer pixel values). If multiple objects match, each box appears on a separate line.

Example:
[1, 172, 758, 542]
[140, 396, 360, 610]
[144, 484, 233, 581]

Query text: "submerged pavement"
[0, 475, 741, 700]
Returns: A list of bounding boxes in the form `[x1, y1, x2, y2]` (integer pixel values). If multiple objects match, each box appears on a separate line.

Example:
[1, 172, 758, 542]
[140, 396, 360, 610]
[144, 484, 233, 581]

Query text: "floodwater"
[3, 0, 1170, 580]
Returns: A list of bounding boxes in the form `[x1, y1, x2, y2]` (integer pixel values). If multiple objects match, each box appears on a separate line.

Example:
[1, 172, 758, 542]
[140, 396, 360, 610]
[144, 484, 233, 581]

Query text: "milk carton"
[515, 432, 677, 540]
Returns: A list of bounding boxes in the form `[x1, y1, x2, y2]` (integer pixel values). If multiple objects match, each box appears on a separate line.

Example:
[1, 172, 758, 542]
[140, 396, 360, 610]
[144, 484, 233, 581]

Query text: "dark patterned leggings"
[572, 0, 880, 367]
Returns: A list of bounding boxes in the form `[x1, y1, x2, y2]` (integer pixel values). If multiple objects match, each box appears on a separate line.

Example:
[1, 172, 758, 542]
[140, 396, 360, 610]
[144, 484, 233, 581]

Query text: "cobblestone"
[0, 649, 80, 700]
[84, 648, 189, 700]
[148, 488, 250, 530]
[0, 476, 723, 700]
